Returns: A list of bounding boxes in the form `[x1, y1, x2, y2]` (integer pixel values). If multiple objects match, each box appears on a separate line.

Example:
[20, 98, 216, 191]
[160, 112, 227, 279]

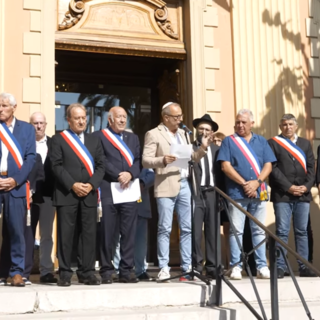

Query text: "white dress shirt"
[0, 117, 16, 172]
[70, 130, 84, 144]
[36, 135, 48, 164]
[164, 126, 189, 178]
[199, 144, 214, 187]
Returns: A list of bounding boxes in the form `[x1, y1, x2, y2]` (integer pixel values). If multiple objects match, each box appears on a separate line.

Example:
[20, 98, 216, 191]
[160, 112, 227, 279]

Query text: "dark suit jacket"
[51, 132, 105, 207]
[28, 154, 44, 194]
[268, 136, 315, 202]
[92, 129, 141, 202]
[316, 145, 320, 187]
[32, 137, 55, 203]
[3, 119, 36, 198]
[192, 142, 224, 194]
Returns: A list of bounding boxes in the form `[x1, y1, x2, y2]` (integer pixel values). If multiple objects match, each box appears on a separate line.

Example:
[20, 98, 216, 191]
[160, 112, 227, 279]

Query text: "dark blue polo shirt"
[217, 133, 276, 200]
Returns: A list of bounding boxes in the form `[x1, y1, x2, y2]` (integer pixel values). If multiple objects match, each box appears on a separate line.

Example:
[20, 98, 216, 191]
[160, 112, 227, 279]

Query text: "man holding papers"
[268, 114, 316, 278]
[142, 102, 212, 281]
[51, 103, 104, 286]
[93, 106, 141, 284]
[217, 109, 276, 280]
[0, 93, 36, 287]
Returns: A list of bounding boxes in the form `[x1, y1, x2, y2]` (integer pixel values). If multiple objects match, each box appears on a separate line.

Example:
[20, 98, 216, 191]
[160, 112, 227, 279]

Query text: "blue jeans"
[113, 216, 148, 276]
[229, 199, 267, 270]
[274, 202, 309, 271]
[156, 179, 192, 272]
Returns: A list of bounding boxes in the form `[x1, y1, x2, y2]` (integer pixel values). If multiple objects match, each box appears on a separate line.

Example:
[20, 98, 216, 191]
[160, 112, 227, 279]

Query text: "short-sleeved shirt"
[217, 132, 276, 200]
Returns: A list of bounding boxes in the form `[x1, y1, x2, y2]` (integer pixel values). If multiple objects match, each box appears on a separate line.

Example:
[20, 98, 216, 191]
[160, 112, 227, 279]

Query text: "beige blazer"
[142, 124, 206, 198]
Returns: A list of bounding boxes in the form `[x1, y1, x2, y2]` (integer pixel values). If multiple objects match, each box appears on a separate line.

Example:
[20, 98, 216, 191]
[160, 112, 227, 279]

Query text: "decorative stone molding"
[58, 0, 85, 31]
[58, 0, 179, 40]
[155, 6, 178, 39]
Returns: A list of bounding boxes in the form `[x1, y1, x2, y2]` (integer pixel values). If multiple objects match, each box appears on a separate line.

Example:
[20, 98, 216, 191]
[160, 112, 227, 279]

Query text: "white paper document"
[111, 178, 141, 204]
[167, 144, 192, 169]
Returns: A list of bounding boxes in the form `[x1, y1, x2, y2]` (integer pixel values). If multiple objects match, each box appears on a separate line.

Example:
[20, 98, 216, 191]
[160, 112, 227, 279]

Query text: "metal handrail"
[213, 186, 319, 320]
[214, 186, 320, 277]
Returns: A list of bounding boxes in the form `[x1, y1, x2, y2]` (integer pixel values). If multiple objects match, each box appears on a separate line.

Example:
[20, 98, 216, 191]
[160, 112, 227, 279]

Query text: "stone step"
[211, 277, 320, 305]
[0, 277, 319, 316]
[224, 300, 320, 320]
[0, 307, 235, 320]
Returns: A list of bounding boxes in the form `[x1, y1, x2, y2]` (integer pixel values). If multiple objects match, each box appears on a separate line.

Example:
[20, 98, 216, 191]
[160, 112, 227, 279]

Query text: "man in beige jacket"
[142, 102, 213, 281]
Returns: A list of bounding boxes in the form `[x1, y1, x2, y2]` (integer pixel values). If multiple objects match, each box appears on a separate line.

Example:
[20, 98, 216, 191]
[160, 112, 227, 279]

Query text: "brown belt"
[0, 171, 7, 176]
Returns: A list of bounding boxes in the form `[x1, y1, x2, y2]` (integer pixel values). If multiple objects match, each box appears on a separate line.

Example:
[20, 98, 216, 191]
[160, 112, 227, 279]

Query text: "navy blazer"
[93, 129, 141, 202]
[2, 119, 36, 198]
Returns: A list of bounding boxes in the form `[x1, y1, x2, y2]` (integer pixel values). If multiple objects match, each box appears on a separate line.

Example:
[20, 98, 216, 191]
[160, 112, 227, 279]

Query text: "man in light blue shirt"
[217, 109, 276, 280]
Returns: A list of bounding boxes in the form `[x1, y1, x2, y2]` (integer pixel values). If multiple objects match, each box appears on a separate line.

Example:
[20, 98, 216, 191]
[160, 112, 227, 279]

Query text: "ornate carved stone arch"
[58, 0, 178, 39]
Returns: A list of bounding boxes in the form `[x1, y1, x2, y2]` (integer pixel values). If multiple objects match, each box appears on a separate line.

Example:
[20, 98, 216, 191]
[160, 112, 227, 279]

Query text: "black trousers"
[23, 203, 40, 278]
[57, 202, 97, 280]
[99, 201, 137, 278]
[193, 189, 216, 272]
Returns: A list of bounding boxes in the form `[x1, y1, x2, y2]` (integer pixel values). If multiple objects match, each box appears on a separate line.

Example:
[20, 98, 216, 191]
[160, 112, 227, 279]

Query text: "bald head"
[30, 112, 47, 141]
[108, 106, 127, 133]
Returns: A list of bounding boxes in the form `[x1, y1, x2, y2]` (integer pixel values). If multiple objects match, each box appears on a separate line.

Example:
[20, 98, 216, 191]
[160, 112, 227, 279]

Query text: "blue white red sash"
[0, 123, 23, 169]
[102, 128, 134, 167]
[60, 130, 94, 176]
[230, 133, 267, 199]
[272, 136, 307, 173]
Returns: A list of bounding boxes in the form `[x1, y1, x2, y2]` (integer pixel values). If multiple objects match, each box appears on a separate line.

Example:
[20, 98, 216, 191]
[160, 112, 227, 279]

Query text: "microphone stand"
[158, 132, 211, 285]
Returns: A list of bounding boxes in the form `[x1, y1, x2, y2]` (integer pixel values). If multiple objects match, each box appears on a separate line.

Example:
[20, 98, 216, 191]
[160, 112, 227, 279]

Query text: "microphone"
[180, 123, 192, 135]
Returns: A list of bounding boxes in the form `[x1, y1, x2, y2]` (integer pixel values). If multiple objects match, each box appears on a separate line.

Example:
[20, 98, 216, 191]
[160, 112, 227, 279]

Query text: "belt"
[0, 171, 7, 176]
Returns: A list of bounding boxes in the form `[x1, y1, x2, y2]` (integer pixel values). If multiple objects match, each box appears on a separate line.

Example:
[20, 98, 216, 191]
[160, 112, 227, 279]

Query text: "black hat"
[192, 114, 219, 132]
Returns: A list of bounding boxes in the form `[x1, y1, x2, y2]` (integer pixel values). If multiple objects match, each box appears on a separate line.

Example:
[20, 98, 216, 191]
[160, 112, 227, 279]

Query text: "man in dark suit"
[268, 113, 316, 278]
[51, 103, 104, 286]
[93, 106, 141, 284]
[192, 114, 220, 280]
[23, 112, 57, 284]
[0, 92, 36, 287]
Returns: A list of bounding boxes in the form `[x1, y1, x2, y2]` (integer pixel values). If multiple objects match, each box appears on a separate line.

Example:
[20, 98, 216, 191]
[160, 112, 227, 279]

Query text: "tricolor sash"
[60, 130, 94, 176]
[0, 123, 23, 169]
[102, 128, 134, 167]
[230, 133, 268, 200]
[272, 135, 307, 173]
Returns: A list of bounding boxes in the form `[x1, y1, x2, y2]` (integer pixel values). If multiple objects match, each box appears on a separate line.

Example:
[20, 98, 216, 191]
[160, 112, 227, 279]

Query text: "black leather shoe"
[119, 274, 139, 283]
[40, 273, 58, 284]
[206, 270, 216, 280]
[57, 279, 71, 287]
[83, 275, 100, 285]
[300, 267, 317, 277]
[137, 272, 154, 281]
[277, 268, 285, 279]
[101, 276, 113, 284]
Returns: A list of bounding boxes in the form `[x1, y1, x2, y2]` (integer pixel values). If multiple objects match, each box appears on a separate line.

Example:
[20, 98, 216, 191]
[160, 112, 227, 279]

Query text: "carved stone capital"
[58, 0, 86, 31]
[155, 7, 178, 40]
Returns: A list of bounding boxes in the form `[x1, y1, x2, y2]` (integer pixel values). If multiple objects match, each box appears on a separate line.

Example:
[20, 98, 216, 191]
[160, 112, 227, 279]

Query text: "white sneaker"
[157, 267, 171, 282]
[230, 266, 242, 280]
[257, 267, 270, 279]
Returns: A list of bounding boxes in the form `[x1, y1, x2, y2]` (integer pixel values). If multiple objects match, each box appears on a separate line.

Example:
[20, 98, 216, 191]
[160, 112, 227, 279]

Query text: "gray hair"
[237, 109, 254, 121]
[280, 113, 297, 125]
[66, 103, 86, 118]
[0, 93, 16, 106]
[161, 102, 180, 117]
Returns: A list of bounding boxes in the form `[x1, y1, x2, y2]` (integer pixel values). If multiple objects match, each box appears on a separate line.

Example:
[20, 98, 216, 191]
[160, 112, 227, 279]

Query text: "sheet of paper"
[111, 178, 141, 204]
[167, 144, 192, 169]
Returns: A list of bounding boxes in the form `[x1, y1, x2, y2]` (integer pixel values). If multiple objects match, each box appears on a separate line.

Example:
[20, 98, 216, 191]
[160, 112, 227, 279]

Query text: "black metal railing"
[213, 186, 320, 320]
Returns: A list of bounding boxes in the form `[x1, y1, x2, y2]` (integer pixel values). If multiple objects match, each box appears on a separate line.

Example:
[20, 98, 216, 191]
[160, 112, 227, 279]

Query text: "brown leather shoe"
[11, 274, 25, 287]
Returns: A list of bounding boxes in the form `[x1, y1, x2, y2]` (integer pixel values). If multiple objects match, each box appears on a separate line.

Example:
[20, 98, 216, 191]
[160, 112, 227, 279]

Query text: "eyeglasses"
[167, 114, 183, 120]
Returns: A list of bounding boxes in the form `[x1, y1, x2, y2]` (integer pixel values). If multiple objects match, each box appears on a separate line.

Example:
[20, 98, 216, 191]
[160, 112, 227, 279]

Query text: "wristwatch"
[257, 179, 263, 185]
